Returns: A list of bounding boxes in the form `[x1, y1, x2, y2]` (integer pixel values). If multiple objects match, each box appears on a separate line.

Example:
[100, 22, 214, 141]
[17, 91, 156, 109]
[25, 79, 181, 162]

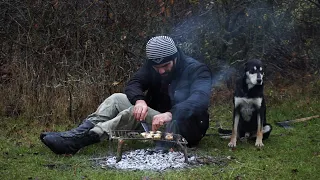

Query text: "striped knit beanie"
[146, 36, 178, 65]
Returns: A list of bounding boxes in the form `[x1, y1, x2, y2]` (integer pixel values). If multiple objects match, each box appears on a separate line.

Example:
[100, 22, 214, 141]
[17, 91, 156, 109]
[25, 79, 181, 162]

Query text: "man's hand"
[133, 100, 148, 121]
[152, 112, 172, 131]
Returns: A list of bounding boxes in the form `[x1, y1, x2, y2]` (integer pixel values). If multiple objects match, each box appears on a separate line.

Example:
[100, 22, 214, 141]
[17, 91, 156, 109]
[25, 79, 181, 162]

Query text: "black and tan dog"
[227, 59, 272, 148]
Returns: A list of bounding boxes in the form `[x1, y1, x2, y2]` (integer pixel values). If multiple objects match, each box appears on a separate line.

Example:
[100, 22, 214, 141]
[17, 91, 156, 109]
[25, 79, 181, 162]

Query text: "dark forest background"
[1, 0, 319, 123]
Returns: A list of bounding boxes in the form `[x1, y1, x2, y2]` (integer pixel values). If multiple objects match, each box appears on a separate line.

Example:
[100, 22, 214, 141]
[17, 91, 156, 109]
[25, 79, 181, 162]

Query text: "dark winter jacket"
[124, 49, 213, 146]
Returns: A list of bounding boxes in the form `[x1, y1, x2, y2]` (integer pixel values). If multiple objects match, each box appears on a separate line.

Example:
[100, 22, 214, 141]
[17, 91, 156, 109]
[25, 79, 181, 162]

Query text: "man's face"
[152, 58, 175, 78]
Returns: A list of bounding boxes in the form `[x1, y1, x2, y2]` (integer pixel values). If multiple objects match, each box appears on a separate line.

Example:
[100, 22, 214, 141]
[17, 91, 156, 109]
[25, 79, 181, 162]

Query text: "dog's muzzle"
[257, 73, 263, 85]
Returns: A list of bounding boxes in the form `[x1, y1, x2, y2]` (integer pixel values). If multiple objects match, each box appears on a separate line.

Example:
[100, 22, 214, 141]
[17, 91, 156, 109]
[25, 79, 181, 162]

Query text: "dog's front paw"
[255, 140, 264, 147]
[228, 140, 237, 148]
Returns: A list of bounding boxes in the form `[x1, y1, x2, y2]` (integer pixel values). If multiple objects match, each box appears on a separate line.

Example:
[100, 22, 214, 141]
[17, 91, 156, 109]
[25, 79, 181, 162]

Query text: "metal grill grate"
[108, 130, 189, 163]
[109, 130, 188, 144]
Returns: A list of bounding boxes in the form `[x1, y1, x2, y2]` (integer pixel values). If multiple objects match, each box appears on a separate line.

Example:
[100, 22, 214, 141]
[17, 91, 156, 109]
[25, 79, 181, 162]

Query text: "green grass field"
[0, 80, 319, 180]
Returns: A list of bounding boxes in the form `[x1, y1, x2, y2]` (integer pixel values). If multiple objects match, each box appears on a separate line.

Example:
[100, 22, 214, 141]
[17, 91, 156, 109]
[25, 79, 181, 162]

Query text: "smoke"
[211, 64, 236, 88]
[167, 5, 237, 88]
[170, 14, 217, 56]
[164, 0, 314, 89]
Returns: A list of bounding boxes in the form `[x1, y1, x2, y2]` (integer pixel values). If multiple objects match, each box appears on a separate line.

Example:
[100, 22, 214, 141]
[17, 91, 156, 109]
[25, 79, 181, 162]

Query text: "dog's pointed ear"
[243, 61, 249, 72]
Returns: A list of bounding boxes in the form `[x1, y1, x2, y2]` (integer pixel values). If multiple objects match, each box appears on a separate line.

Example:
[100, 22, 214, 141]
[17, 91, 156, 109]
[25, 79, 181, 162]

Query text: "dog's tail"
[216, 124, 272, 140]
[262, 124, 272, 140]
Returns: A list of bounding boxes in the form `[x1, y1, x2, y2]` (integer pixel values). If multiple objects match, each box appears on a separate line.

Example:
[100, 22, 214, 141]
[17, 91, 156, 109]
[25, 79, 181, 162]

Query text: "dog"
[227, 59, 271, 148]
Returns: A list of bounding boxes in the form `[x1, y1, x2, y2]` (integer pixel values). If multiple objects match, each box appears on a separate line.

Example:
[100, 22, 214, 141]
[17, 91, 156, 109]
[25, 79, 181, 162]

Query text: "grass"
[0, 80, 320, 180]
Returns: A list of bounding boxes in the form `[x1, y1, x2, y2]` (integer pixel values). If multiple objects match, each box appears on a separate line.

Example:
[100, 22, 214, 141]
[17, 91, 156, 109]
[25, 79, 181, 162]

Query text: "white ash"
[96, 149, 198, 171]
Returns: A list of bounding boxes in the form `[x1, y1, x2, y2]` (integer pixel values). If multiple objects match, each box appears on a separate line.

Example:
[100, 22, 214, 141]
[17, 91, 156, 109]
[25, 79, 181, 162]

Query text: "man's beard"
[161, 61, 175, 83]
[161, 71, 172, 82]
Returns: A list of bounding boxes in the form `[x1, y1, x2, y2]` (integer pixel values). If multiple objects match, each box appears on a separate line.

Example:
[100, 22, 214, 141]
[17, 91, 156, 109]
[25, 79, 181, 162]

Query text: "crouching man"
[40, 36, 213, 155]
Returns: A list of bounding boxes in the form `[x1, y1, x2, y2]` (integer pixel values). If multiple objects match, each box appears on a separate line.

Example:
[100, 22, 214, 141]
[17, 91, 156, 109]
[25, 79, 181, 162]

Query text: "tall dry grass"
[1, 0, 319, 123]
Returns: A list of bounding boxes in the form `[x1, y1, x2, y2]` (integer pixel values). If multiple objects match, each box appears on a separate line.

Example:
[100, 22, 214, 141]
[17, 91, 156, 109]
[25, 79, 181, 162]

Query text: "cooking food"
[165, 133, 173, 140]
[140, 132, 147, 138]
[146, 133, 153, 139]
[153, 133, 161, 139]
[140, 131, 174, 140]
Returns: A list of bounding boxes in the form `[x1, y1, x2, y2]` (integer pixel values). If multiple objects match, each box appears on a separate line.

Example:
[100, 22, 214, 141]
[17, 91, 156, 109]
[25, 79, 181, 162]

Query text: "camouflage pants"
[87, 93, 160, 137]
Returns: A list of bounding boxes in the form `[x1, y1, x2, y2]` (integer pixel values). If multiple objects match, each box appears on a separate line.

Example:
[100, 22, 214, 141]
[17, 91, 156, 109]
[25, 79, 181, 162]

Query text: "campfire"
[90, 130, 230, 171]
[95, 149, 197, 171]
[108, 130, 189, 163]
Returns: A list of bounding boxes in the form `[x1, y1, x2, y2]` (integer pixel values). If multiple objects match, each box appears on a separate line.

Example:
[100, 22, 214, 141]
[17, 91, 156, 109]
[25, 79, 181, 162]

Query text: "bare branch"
[306, 0, 320, 9]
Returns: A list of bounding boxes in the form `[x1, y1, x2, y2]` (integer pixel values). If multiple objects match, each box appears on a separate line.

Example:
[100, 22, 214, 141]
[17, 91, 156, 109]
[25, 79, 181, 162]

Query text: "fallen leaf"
[112, 81, 120, 86]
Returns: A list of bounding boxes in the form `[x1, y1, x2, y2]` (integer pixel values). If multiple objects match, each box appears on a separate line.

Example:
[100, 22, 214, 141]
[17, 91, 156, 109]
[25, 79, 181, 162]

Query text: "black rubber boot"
[40, 120, 100, 155]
